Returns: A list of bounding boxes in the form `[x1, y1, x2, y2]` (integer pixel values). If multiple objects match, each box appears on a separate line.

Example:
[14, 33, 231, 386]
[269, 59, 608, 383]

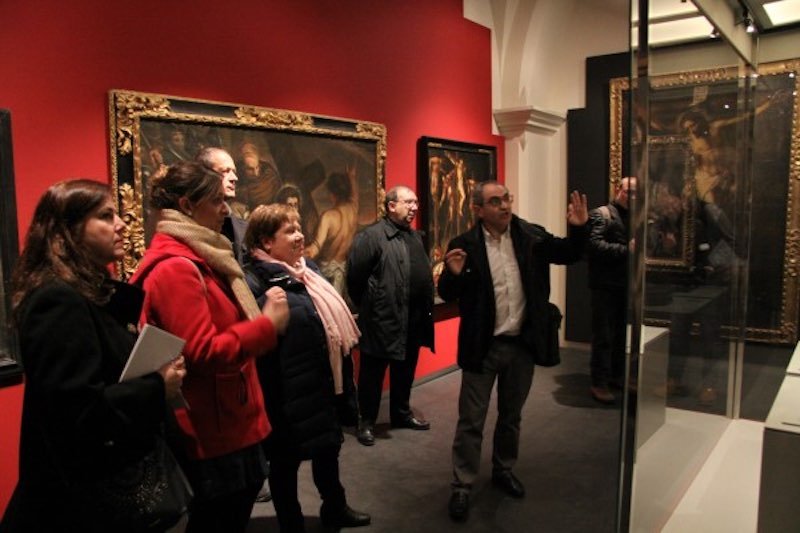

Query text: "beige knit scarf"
[157, 209, 262, 320]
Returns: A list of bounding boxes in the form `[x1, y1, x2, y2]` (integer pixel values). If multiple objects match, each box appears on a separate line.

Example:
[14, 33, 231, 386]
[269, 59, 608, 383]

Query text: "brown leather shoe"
[590, 386, 615, 404]
[698, 387, 718, 406]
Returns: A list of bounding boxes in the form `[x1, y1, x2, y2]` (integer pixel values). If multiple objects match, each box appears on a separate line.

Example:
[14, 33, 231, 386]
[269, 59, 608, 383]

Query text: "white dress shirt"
[483, 225, 526, 336]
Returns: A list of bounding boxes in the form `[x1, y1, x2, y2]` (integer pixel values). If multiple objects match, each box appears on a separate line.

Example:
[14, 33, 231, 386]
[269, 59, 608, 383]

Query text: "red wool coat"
[130, 233, 276, 460]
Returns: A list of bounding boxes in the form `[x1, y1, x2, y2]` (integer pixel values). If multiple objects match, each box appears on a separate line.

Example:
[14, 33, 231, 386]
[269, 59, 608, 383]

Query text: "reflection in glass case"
[610, 62, 800, 344]
[0, 109, 22, 386]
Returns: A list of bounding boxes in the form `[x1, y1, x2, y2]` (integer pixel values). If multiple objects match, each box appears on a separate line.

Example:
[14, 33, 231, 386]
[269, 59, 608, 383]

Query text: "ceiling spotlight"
[745, 16, 756, 33]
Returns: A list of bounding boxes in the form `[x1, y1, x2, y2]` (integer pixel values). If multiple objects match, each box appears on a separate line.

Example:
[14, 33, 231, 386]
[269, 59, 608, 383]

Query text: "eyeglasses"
[395, 199, 419, 206]
[483, 194, 513, 207]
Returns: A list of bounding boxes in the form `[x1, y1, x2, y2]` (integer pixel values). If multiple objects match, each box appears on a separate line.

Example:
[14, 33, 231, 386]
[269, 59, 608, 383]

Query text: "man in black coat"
[438, 181, 587, 521]
[587, 177, 635, 404]
[346, 185, 435, 446]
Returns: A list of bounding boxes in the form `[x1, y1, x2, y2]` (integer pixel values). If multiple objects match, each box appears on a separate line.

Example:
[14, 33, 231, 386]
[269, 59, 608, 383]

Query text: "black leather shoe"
[391, 416, 431, 430]
[356, 423, 375, 446]
[448, 491, 469, 521]
[492, 471, 525, 498]
[320, 504, 371, 528]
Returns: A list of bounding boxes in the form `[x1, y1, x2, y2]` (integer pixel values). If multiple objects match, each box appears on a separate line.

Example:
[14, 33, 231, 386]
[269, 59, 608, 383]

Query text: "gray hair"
[195, 146, 228, 171]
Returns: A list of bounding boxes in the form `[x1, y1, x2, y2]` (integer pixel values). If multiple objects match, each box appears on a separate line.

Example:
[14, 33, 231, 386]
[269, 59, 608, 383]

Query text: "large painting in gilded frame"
[610, 60, 800, 344]
[109, 90, 387, 290]
[417, 136, 496, 308]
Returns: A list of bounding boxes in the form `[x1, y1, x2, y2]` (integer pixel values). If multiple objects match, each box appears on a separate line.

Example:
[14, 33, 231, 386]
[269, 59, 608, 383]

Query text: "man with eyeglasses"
[347, 186, 435, 446]
[439, 180, 587, 521]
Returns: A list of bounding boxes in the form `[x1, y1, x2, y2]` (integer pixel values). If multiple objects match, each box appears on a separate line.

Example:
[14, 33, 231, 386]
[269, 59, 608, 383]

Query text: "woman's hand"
[262, 286, 290, 334]
[158, 355, 186, 400]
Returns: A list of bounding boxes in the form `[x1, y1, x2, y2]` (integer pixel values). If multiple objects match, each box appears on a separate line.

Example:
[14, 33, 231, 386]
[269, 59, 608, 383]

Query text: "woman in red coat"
[130, 162, 289, 533]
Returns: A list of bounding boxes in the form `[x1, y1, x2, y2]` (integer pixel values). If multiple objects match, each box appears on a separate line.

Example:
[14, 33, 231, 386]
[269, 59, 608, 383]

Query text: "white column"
[493, 105, 566, 227]
[494, 105, 569, 313]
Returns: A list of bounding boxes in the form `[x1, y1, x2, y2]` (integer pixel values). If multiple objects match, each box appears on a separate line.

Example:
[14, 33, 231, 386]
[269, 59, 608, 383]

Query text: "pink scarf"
[251, 248, 360, 393]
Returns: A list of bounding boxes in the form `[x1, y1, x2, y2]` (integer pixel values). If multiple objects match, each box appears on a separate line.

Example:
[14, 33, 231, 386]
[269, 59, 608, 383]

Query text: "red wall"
[0, 0, 502, 512]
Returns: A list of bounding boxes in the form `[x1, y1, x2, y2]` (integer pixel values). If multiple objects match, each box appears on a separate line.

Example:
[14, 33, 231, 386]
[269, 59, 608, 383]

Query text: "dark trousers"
[590, 287, 627, 387]
[452, 337, 534, 489]
[358, 340, 421, 424]
[185, 482, 262, 533]
[268, 446, 346, 533]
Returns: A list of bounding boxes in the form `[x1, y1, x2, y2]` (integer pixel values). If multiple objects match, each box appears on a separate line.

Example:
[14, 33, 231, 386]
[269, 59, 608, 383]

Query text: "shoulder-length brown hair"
[11, 179, 115, 314]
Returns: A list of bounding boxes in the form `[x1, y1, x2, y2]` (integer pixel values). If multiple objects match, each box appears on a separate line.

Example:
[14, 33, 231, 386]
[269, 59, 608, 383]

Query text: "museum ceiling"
[632, 0, 800, 47]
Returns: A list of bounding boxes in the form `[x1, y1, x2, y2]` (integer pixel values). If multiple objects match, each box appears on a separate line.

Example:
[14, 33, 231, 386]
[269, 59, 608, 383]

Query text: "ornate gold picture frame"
[109, 90, 387, 284]
[610, 60, 800, 344]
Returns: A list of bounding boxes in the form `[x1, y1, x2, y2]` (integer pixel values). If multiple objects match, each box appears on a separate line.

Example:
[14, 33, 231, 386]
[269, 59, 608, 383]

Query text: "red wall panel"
[0, 0, 502, 512]
[0, 386, 23, 514]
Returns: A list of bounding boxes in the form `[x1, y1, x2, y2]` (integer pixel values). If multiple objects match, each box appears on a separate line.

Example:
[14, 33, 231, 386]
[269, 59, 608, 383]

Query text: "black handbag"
[535, 303, 563, 367]
[72, 435, 193, 532]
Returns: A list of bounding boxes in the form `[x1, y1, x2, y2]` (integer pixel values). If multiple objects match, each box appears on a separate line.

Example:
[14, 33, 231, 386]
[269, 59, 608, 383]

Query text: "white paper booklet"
[119, 324, 186, 382]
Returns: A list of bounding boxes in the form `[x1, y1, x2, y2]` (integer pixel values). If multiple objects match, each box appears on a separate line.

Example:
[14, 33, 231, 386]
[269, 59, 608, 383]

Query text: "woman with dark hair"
[129, 162, 289, 533]
[0, 180, 186, 532]
[243, 204, 369, 532]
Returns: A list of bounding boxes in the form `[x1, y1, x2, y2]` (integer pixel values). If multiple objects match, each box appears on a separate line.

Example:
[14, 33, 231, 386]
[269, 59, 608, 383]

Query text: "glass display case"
[618, 0, 800, 528]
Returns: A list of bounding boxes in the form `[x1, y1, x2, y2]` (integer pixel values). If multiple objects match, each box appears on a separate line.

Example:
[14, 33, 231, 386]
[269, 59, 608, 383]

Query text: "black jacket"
[221, 214, 248, 265]
[244, 260, 342, 459]
[2, 281, 166, 533]
[587, 202, 629, 290]
[346, 217, 434, 360]
[438, 215, 586, 372]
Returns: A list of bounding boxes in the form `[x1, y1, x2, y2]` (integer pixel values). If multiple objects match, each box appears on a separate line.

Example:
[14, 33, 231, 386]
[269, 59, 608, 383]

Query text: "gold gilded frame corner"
[109, 89, 387, 280]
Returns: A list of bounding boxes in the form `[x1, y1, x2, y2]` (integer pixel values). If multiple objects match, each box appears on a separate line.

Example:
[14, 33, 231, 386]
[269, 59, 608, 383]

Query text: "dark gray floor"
[248, 347, 621, 532]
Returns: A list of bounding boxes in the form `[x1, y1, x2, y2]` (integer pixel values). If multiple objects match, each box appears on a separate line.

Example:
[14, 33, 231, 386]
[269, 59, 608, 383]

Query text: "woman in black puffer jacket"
[243, 204, 369, 533]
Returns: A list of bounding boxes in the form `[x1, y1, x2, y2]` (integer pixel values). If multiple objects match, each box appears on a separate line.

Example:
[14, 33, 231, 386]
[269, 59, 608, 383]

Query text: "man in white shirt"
[438, 181, 587, 521]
